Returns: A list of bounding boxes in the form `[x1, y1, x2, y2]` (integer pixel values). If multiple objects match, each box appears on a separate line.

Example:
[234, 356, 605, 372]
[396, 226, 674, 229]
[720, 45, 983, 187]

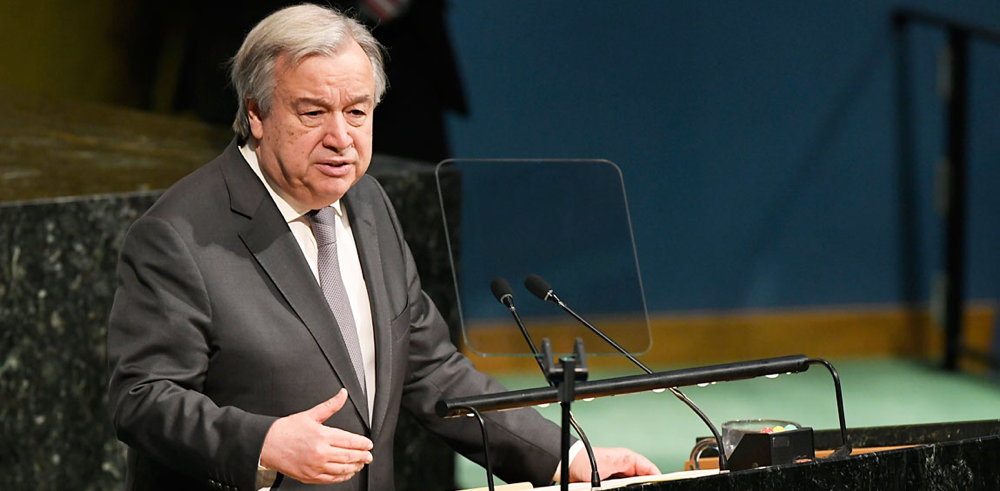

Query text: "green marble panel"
[0, 193, 158, 490]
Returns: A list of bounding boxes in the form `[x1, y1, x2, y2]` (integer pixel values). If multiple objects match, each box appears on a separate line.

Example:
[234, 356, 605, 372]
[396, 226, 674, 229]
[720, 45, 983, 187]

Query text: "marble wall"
[0, 161, 460, 490]
[1, 193, 159, 490]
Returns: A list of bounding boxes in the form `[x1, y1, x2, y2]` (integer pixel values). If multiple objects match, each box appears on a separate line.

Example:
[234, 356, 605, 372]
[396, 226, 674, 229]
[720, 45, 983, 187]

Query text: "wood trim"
[462, 303, 996, 374]
[684, 445, 917, 471]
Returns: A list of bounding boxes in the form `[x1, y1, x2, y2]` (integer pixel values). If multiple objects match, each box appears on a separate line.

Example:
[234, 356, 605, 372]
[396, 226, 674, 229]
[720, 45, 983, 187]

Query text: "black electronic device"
[727, 427, 816, 471]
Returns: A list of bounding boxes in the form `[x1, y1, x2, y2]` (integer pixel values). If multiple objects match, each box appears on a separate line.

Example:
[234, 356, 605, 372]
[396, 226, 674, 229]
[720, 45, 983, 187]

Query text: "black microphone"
[490, 277, 542, 369]
[524, 274, 558, 304]
[524, 273, 730, 470]
[525, 274, 649, 371]
[490, 277, 601, 488]
[490, 277, 515, 310]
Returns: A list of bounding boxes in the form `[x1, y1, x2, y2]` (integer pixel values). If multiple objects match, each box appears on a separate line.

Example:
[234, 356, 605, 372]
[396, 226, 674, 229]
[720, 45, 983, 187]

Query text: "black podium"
[665, 420, 1000, 490]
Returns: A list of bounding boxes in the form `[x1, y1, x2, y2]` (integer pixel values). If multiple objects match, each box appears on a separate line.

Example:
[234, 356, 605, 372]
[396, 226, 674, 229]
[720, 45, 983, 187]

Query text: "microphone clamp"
[499, 294, 514, 310]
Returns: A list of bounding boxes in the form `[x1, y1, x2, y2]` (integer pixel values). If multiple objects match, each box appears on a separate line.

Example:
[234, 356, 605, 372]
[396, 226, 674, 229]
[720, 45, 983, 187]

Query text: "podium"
[666, 419, 1000, 490]
[468, 421, 999, 490]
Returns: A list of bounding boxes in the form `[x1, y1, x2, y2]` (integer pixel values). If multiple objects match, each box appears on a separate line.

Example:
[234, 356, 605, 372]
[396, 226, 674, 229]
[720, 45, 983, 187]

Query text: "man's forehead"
[274, 48, 374, 96]
[274, 41, 369, 74]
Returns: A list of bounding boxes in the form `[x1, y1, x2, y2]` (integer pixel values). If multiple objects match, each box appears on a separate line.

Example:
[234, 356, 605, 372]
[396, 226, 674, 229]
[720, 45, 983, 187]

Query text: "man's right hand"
[259, 389, 373, 484]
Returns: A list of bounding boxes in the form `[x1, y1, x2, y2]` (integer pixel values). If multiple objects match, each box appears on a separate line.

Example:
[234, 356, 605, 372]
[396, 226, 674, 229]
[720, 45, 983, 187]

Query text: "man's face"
[248, 41, 375, 210]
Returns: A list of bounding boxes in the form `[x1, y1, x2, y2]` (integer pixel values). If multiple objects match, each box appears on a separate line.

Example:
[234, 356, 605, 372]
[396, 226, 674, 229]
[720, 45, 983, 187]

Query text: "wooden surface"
[683, 445, 917, 471]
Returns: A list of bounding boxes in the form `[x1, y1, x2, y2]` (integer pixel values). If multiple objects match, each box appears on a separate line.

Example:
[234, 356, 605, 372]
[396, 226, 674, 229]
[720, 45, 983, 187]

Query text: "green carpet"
[454, 357, 1000, 489]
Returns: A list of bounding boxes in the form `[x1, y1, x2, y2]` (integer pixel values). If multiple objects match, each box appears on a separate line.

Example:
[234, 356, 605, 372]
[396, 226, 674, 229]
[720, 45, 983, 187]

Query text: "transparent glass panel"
[435, 159, 651, 357]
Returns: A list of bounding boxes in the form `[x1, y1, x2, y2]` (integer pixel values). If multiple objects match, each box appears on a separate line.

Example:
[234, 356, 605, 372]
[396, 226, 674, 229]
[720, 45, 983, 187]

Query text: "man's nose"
[321, 113, 352, 151]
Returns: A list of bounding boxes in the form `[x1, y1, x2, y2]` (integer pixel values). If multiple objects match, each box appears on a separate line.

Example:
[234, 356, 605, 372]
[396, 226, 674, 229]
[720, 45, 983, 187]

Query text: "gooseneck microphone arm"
[490, 278, 548, 377]
[490, 277, 601, 488]
[527, 276, 649, 371]
[524, 274, 730, 470]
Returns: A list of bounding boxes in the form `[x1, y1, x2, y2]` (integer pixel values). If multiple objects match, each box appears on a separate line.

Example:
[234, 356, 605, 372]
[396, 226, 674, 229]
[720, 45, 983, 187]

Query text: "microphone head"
[524, 274, 555, 302]
[490, 277, 514, 305]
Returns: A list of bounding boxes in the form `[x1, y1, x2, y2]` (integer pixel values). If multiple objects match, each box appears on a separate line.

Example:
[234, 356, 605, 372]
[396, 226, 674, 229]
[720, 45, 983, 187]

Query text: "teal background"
[441, 2, 1000, 355]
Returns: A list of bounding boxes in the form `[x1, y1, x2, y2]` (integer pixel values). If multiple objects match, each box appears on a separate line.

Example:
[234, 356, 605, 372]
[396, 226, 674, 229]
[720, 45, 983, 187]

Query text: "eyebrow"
[293, 95, 372, 108]
[345, 94, 373, 106]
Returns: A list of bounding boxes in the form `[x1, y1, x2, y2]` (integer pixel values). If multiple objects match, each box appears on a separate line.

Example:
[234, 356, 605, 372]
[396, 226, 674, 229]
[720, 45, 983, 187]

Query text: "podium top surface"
[0, 87, 231, 203]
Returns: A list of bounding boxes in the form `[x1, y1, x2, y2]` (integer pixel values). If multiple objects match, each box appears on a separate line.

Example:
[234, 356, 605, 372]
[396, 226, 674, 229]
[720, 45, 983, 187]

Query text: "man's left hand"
[568, 447, 661, 482]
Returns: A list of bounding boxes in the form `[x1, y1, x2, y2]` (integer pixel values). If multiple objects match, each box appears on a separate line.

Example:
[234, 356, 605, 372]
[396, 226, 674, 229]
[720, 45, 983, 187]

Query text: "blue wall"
[442, 1, 1000, 327]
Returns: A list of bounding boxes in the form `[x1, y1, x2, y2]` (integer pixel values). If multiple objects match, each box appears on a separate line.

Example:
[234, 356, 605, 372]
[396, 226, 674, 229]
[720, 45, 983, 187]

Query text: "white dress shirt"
[240, 141, 377, 416]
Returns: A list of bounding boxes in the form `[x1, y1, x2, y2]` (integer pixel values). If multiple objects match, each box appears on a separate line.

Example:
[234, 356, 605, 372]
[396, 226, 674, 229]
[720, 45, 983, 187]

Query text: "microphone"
[525, 275, 650, 371]
[490, 277, 542, 367]
[524, 274, 558, 304]
[490, 277, 601, 488]
[489, 277, 515, 310]
[524, 273, 730, 470]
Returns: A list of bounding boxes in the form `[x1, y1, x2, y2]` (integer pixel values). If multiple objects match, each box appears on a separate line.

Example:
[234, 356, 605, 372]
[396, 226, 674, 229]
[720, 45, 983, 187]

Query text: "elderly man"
[108, 4, 657, 490]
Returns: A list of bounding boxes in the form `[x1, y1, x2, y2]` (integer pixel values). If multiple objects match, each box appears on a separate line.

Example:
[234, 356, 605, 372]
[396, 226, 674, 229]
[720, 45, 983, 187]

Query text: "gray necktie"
[310, 207, 367, 396]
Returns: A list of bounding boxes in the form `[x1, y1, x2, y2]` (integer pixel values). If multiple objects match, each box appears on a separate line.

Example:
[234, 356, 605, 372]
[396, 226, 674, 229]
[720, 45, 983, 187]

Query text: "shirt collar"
[239, 138, 343, 222]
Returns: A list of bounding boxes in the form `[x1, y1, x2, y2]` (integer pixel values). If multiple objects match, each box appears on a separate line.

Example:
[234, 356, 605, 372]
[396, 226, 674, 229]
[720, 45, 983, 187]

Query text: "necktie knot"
[309, 207, 338, 248]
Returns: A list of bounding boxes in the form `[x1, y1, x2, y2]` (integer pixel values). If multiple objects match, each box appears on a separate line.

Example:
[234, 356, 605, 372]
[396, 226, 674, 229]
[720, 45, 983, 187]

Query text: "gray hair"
[230, 3, 387, 140]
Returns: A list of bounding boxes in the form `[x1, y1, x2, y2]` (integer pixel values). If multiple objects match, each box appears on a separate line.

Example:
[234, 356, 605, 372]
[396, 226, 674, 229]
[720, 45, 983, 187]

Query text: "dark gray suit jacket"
[107, 140, 565, 490]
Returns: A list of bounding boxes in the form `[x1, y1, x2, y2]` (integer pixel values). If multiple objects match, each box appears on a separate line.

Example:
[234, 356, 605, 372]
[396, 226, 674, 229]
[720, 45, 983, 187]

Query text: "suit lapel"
[344, 189, 393, 439]
[223, 142, 370, 427]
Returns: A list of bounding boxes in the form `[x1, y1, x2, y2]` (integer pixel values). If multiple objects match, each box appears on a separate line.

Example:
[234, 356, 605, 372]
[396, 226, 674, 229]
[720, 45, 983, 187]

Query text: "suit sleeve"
[371, 181, 573, 486]
[107, 215, 275, 491]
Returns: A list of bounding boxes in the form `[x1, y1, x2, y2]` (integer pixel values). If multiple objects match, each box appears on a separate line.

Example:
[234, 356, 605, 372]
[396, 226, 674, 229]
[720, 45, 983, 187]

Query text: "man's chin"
[302, 186, 352, 209]
[298, 172, 366, 208]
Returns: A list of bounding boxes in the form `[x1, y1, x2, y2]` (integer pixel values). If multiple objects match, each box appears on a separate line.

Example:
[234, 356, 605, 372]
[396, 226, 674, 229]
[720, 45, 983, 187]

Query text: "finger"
[300, 471, 358, 485]
[600, 449, 660, 478]
[307, 389, 348, 422]
[326, 447, 374, 465]
[324, 427, 374, 451]
[323, 461, 367, 475]
[631, 453, 661, 476]
[296, 459, 366, 485]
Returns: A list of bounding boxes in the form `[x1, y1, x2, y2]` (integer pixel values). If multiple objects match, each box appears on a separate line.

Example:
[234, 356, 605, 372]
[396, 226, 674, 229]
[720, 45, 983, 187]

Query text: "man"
[108, 4, 658, 490]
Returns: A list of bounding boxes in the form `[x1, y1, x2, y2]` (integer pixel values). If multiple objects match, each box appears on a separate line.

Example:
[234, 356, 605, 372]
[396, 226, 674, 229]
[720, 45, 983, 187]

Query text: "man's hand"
[568, 447, 661, 482]
[259, 389, 373, 484]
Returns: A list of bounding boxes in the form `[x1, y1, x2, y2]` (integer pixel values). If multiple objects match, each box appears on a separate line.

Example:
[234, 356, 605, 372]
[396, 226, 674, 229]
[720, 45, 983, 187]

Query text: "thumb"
[306, 388, 348, 422]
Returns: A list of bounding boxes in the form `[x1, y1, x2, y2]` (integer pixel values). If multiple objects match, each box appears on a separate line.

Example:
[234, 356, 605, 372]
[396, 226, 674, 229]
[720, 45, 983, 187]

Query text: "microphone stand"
[540, 338, 589, 491]
[502, 295, 602, 488]
[526, 274, 730, 470]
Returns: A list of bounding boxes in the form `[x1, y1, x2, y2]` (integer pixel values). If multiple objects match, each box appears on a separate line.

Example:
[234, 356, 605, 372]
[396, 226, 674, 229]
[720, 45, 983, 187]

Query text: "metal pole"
[941, 28, 969, 371]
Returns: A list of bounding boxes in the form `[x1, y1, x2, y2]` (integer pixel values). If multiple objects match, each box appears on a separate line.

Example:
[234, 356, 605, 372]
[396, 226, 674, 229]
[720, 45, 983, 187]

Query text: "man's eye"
[303, 110, 323, 117]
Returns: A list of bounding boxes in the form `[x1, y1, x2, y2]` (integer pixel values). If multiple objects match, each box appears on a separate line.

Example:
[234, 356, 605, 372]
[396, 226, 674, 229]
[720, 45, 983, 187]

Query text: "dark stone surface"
[0, 158, 460, 490]
[648, 434, 1000, 490]
[0, 193, 159, 491]
[675, 422, 1000, 491]
[811, 418, 1000, 449]
[697, 419, 1000, 452]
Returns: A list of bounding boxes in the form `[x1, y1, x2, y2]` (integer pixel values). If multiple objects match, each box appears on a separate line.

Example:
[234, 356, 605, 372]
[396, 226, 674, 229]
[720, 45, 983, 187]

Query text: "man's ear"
[247, 99, 265, 140]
